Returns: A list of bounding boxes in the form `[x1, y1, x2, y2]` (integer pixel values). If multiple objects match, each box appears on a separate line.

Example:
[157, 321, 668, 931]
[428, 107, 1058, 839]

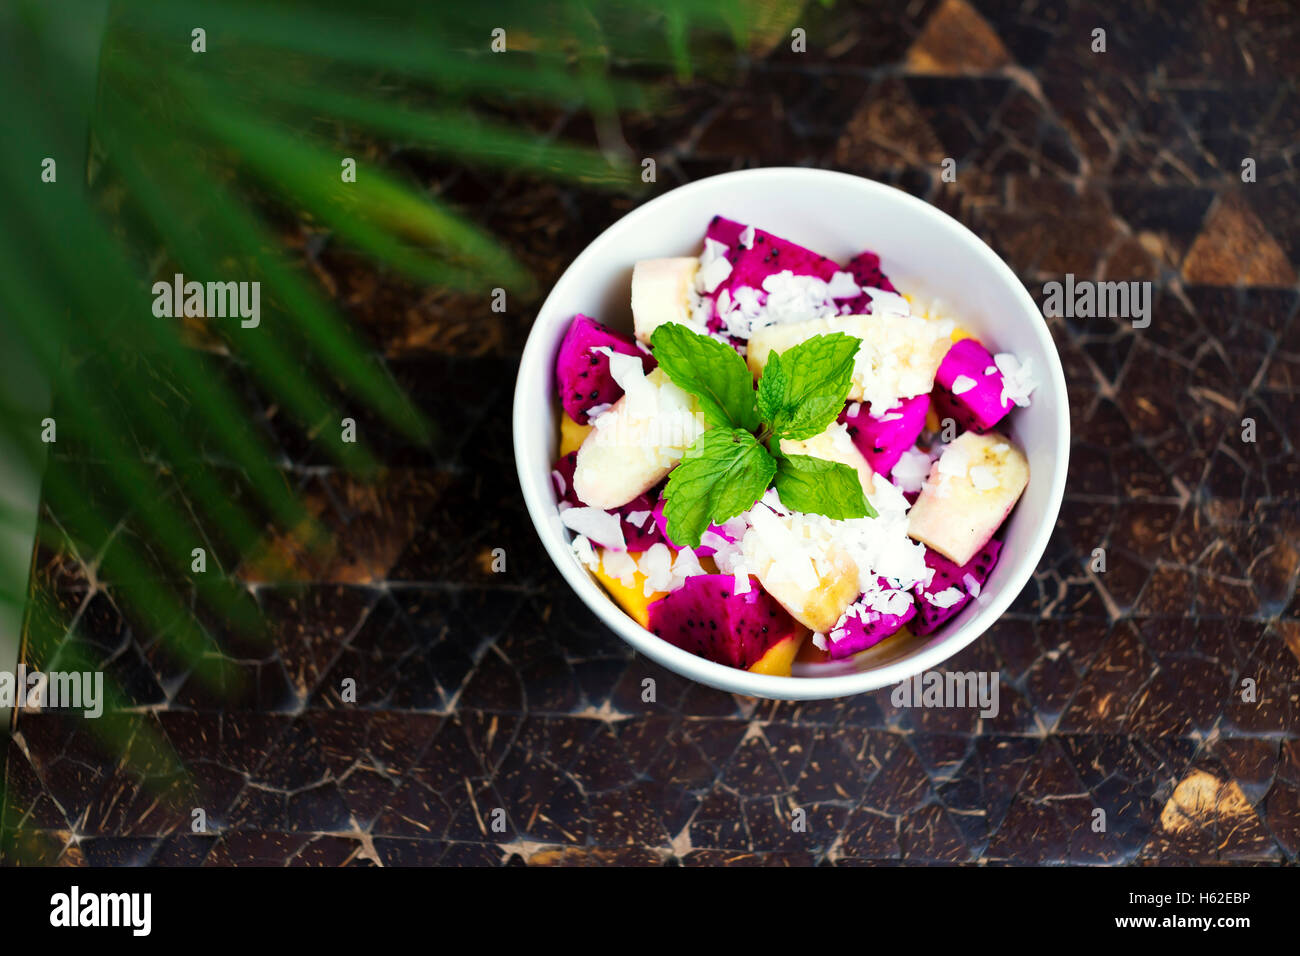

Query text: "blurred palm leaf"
[0, 0, 792, 852]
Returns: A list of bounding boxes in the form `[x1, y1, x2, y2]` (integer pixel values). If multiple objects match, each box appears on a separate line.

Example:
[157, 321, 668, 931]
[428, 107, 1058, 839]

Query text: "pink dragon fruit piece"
[911, 539, 1003, 636]
[826, 586, 917, 660]
[932, 338, 1013, 434]
[646, 574, 800, 670]
[552, 453, 664, 552]
[616, 494, 664, 552]
[551, 451, 581, 506]
[840, 250, 897, 313]
[839, 394, 930, 475]
[650, 496, 737, 557]
[555, 313, 654, 424]
[704, 216, 841, 297]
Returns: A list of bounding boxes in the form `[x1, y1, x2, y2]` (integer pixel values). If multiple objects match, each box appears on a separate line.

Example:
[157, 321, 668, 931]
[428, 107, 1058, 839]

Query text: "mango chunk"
[559, 413, 593, 456]
[749, 631, 806, 676]
[591, 551, 666, 629]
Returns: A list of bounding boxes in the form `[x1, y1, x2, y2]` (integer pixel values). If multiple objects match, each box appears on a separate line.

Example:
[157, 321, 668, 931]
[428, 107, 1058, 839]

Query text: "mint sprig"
[660, 428, 775, 549]
[774, 454, 872, 520]
[651, 322, 759, 431]
[650, 324, 877, 548]
[757, 333, 860, 441]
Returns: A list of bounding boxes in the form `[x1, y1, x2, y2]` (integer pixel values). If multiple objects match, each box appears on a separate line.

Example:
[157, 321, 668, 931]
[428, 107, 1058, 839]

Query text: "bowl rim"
[512, 167, 1069, 700]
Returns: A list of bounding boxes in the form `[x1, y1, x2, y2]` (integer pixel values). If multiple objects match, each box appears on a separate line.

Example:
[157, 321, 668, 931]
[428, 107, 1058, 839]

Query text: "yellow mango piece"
[925, 405, 941, 434]
[950, 325, 975, 343]
[749, 631, 806, 677]
[591, 552, 666, 629]
[559, 413, 593, 456]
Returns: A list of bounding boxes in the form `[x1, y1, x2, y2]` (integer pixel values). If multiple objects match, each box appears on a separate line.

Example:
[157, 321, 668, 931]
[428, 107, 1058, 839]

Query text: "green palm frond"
[0, 0, 797, 858]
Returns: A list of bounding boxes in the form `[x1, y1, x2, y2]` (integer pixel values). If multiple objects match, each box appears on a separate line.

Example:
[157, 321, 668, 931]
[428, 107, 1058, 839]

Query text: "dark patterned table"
[3, 0, 1299, 866]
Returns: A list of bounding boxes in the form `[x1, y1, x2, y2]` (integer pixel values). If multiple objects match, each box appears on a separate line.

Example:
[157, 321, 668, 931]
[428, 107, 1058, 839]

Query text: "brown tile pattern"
[3, 0, 1299, 866]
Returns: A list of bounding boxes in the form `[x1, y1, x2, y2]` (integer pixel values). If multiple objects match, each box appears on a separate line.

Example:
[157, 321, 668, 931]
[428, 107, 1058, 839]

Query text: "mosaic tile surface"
[3, 0, 1299, 866]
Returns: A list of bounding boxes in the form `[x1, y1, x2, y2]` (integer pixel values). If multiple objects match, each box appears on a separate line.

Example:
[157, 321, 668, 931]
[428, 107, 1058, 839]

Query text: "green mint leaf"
[650, 323, 759, 431]
[774, 453, 877, 520]
[662, 428, 775, 548]
[754, 347, 786, 427]
[756, 332, 860, 441]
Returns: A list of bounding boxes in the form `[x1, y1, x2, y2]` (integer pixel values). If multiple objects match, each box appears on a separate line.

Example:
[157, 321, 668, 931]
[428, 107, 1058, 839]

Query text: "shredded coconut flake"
[561, 506, 626, 550]
[951, 374, 978, 396]
[925, 586, 965, 609]
[739, 224, 755, 249]
[994, 352, 1039, 408]
[733, 568, 751, 595]
[696, 238, 733, 294]
[571, 534, 599, 571]
[603, 548, 639, 587]
[862, 287, 911, 316]
[890, 447, 933, 495]
[636, 542, 675, 594]
[936, 442, 972, 480]
[594, 348, 657, 419]
[671, 546, 704, 584]
[826, 271, 862, 300]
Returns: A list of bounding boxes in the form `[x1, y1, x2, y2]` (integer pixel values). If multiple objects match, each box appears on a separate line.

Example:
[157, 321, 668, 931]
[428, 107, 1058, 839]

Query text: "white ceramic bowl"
[513, 168, 1068, 700]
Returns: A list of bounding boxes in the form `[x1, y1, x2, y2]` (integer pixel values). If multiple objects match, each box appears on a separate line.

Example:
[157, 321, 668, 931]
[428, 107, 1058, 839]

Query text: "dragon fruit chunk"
[932, 338, 1013, 434]
[647, 574, 800, 669]
[840, 250, 897, 313]
[555, 314, 654, 425]
[553, 453, 665, 552]
[826, 590, 917, 660]
[552, 451, 581, 506]
[911, 539, 1003, 636]
[839, 394, 930, 475]
[704, 216, 841, 296]
[616, 493, 664, 552]
[650, 496, 737, 557]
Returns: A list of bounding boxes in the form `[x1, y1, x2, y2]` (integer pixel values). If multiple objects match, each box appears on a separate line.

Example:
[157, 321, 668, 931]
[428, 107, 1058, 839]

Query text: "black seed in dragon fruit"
[932, 338, 1013, 434]
[911, 538, 1003, 635]
[839, 393, 930, 475]
[554, 313, 654, 424]
[647, 574, 801, 670]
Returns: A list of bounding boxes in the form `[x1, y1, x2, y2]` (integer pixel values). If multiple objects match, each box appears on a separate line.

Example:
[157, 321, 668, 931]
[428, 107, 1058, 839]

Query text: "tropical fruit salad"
[550, 216, 1039, 677]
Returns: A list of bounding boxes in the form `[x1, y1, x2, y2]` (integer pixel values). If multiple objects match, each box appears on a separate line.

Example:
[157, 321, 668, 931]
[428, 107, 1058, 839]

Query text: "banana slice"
[573, 367, 707, 509]
[907, 430, 1029, 566]
[747, 313, 953, 410]
[631, 257, 703, 344]
[742, 505, 860, 633]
